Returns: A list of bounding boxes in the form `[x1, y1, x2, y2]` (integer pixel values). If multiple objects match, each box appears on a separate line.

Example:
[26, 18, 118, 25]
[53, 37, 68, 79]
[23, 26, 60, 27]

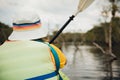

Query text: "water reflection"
[62, 43, 120, 80]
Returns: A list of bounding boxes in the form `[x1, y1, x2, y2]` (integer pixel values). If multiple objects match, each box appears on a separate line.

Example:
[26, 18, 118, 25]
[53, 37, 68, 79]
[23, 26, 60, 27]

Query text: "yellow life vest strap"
[47, 43, 63, 80]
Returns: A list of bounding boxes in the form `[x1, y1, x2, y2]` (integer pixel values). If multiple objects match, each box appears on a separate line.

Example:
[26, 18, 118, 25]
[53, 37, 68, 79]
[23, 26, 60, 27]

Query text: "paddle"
[49, 0, 94, 44]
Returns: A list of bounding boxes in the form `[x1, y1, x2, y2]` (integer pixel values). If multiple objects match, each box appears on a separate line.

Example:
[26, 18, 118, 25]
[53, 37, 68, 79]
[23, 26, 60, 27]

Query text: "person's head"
[8, 12, 48, 40]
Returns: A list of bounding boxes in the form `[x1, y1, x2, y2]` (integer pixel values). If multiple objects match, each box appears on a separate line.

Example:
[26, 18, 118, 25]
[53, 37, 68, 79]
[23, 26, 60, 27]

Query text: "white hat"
[8, 13, 48, 40]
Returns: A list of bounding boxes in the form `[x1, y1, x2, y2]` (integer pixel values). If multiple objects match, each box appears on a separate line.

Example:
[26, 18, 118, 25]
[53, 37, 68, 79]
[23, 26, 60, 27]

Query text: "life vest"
[0, 41, 62, 80]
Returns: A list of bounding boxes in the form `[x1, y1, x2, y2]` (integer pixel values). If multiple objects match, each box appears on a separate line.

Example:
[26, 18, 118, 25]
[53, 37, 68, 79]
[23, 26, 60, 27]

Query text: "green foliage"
[0, 22, 12, 45]
[85, 17, 120, 45]
[112, 17, 120, 43]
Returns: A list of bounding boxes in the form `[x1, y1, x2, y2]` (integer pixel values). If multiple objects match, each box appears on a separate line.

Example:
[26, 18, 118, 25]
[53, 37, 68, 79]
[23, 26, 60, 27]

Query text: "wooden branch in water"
[93, 42, 106, 54]
[93, 42, 117, 60]
[109, 52, 117, 61]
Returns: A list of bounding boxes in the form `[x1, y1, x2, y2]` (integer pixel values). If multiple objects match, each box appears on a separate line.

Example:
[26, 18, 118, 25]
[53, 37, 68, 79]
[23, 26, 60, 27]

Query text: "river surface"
[61, 44, 120, 80]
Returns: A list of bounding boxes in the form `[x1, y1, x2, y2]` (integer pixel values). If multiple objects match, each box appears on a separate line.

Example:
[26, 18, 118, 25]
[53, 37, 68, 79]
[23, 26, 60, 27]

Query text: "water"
[61, 44, 120, 80]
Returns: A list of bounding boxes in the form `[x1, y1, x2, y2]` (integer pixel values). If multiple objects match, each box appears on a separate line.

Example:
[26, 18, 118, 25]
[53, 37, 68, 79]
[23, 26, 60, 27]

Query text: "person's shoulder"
[50, 44, 62, 52]
[50, 44, 58, 49]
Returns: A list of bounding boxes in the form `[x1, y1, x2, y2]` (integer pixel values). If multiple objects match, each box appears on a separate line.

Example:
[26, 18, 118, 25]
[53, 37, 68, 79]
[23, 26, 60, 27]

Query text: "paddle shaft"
[49, 15, 75, 44]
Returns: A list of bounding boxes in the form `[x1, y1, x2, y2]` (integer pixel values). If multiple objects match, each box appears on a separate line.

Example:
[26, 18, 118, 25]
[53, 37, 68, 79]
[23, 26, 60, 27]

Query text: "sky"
[0, 0, 114, 33]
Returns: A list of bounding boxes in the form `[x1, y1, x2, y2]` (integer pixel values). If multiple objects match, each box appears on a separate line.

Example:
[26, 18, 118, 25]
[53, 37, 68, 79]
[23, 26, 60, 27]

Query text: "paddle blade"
[75, 0, 94, 15]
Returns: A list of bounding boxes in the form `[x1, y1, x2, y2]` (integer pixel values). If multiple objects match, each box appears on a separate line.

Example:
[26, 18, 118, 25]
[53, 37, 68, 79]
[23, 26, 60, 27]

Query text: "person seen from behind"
[0, 12, 69, 80]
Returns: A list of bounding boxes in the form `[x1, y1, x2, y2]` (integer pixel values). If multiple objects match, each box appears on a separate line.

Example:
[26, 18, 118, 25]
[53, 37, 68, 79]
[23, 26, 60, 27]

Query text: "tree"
[0, 22, 12, 45]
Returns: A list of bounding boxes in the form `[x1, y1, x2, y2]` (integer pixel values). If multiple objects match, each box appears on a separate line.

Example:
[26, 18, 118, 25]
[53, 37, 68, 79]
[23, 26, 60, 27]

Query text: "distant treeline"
[50, 31, 83, 43]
